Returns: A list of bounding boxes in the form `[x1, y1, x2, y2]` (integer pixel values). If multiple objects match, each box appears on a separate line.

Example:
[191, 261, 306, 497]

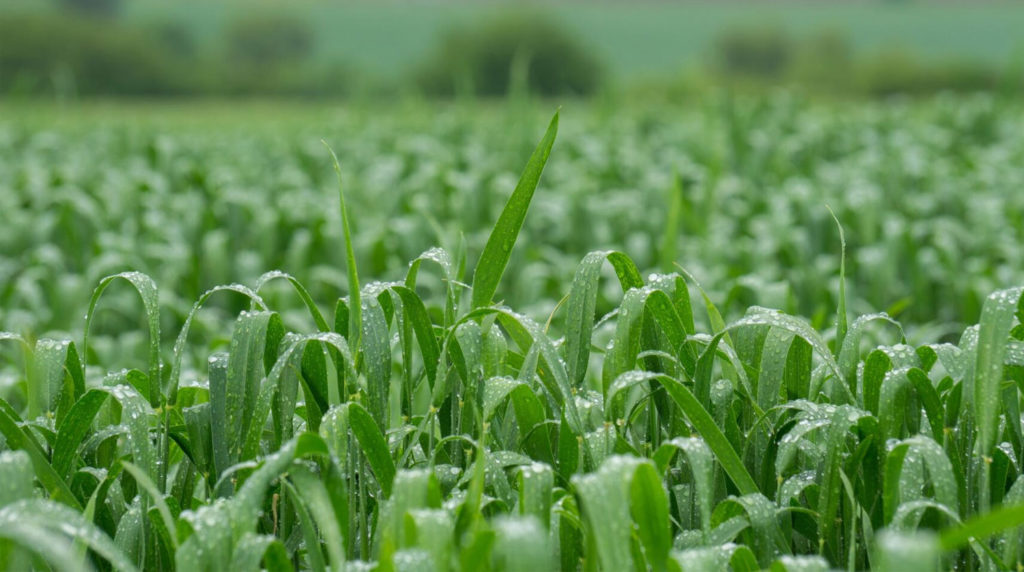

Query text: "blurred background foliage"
[413, 12, 605, 98]
[1, 0, 1023, 100]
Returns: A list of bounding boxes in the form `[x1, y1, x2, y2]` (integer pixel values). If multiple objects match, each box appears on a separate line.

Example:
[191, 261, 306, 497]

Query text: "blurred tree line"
[709, 26, 1012, 97]
[0, 2, 1018, 100]
[0, 9, 352, 97]
[0, 5, 604, 98]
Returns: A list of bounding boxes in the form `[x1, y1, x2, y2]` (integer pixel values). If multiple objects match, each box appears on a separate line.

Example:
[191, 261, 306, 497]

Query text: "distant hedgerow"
[415, 12, 605, 97]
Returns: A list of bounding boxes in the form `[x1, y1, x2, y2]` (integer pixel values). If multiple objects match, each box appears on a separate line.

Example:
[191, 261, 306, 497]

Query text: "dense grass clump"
[2, 110, 1024, 570]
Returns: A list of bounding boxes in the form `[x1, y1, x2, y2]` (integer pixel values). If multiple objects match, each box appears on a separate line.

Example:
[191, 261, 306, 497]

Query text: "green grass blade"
[471, 111, 559, 309]
[241, 336, 311, 461]
[837, 313, 904, 393]
[106, 383, 157, 481]
[52, 389, 109, 479]
[757, 328, 794, 411]
[84, 272, 161, 406]
[323, 141, 362, 351]
[653, 374, 759, 495]
[28, 338, 84, 424]
[361, 292, 392, 426]
[734, 308, 841, 382]
[883, 436, 958, 525]
[671, 544, 760, 571]
[289, 463, 347, 571]
[818, 406, 869, 560]
[770, 555, 830, 571]
[826, 206, 848, 352]
[939, 504, 1024, 551]
[974, 287, 1023, 456]
[603, 287, 691, 396]
[207, 352, 232, 490]
[492, 515, 552, 572]
[655, 437, 714, 538]
[225, 311, 283, 465]
[630, 461, 671, 571]
[254, 271, 331, 331]
[388, 468, 441, 551]
[517, 462, 553, 527]
[230, 533, 291, 572]
[460, 307, 583, 434]
[878, 367, 912, 443]
[405, 509, 454, 569]
[121, 461, 178, 551]
[390, 285, 441, 388]
[675, 265, 728, 337]
[0, 498, 140, 572]
[0, 397, 80, 509]
[720, 493, 791, 566]
[167, 283, 267, 404]
[660, 172, 683, 273]
[0, 451, 33, 509]
[572, 455, 643, 571]
[0, 521, 81, 571]
[906, 368, 945, 444]
[283, 478, 326, 572]
[349, 401, 397, 497]
[564, 250, 643, 387]
[889, 500, 961, 532]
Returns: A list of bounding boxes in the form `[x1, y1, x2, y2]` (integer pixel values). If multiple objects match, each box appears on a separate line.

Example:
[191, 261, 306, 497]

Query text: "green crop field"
[3, 94, 1024, 570]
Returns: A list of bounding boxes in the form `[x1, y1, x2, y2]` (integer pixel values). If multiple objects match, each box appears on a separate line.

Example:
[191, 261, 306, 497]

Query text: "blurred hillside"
[1, 0, 1023, 99]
